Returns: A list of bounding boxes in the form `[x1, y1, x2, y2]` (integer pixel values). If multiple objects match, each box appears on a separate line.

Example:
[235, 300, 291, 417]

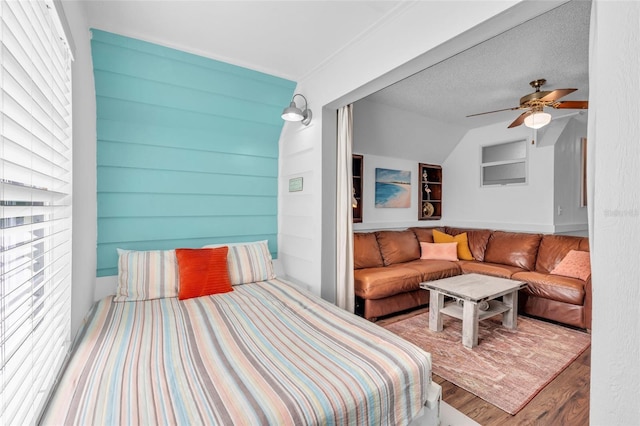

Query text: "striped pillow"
[204, 240, 276, 285]
[114, 249, 179, 302]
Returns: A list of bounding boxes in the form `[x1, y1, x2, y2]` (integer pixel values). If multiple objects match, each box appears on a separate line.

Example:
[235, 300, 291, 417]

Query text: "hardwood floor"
[377, 308, 591, 426]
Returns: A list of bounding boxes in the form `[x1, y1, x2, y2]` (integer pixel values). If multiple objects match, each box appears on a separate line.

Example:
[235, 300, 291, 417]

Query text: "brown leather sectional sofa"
[354, 226, 591, 330]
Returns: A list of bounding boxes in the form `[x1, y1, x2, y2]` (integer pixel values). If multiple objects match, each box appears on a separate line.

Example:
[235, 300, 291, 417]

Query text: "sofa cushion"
[521, 296, 586, 329]
[535, 234, 589, 273]
[402, 259, 461, 282]
[361, 290, 430, 321]
[456, 260, 525, 278]
[375, 230, 420, 266]
[410, 226, 445, 243]
[513, 271, 585, 305]
[353, 232, 384, 269]
[445, 227, 492, 261]
[354, 264, 422, 299]
[484, 231, 542, 270]
[432, 229, 474, 260]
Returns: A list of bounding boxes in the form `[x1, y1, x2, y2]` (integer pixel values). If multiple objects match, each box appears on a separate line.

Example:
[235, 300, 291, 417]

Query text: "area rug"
[383, 312, 590, 415]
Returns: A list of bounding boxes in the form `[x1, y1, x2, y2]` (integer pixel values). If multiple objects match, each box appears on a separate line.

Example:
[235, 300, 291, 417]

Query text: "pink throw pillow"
[420, 242, 458, 261]
[550, 250, 591, 281]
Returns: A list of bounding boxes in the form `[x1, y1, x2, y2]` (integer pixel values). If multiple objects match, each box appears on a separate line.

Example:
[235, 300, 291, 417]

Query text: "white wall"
[351, 88, 588, 236]
[61, 1, 97, 337]
[353, 116, 587, 236]
[442, 120, 555, 232]
[278, 122, 319, 292]
[353, 154, 442, 231]
[352, 98, 467, 164]
[279, 1, 525, 297]
[588, 1, 640, 424]
[553, 118, 588, 233]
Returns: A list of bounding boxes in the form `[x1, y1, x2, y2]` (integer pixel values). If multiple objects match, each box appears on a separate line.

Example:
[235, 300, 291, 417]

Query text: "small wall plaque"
[288, 177, 303, 192]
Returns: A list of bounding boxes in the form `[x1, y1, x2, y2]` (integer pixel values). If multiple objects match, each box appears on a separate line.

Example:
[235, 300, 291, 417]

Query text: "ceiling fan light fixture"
[524, 111, 552, 129]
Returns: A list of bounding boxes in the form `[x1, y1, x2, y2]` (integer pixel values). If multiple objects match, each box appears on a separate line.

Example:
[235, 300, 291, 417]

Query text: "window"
[481, 139, 527, 186]
[1, 1, 73, 424]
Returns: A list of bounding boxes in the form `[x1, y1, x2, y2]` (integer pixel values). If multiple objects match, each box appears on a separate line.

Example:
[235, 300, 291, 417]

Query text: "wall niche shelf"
[352, 154, 363, 223]
[418, 163, 442, 220]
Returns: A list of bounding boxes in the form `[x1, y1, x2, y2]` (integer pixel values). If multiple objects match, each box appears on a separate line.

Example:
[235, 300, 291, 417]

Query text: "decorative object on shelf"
[418, 163, 442, 220]
[423, 202, 434, 217]
[352, 154, 363, 223]
[456, 298, 490, 311]
[375, 168, 411, 208]
[281, 93, 312, 125]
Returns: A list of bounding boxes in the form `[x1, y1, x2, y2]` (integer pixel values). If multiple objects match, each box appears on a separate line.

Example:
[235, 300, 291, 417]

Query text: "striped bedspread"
[43, 279, 432, 425]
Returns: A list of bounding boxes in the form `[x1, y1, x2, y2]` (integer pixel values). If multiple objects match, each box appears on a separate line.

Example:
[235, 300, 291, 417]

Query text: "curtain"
[336, 105, 354, 312]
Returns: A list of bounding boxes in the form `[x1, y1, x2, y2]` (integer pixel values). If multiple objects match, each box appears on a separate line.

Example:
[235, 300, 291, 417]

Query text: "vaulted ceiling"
[82, 0, 590, 133]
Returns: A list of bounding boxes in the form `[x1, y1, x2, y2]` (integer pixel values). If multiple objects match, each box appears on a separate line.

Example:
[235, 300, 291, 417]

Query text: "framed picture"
[375, 168, 411, 208]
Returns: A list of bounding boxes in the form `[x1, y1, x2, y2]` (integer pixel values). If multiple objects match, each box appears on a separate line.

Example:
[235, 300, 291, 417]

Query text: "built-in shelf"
[418, 163, 442, 220]
[353, 154, 363, 223]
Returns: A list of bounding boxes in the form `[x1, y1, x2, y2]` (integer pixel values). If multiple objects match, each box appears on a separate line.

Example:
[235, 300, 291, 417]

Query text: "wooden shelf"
[418, 163, 442, 220]
[440, 300, 511, 321]
[353, 154, 363, 223]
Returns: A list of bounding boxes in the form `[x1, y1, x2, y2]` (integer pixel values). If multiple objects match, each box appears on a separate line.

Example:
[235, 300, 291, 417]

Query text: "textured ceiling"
[365, 0, 591, 129]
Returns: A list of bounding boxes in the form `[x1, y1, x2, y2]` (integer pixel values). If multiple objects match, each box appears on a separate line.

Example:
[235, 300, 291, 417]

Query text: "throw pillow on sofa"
[550, 250, 591, 281]
[420, 242, 458, 261]
[432, 229, 474, 260]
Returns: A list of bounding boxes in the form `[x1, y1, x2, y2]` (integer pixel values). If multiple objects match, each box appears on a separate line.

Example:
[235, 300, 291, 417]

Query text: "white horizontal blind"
[0, 1, 72, 424]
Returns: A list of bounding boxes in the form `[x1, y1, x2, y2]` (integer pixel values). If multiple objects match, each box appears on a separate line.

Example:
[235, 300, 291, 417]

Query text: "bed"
[42, 245, 440, 425]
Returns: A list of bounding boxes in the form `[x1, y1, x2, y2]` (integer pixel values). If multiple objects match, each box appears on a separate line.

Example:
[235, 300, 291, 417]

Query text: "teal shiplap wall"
[92, 30, 296, 277]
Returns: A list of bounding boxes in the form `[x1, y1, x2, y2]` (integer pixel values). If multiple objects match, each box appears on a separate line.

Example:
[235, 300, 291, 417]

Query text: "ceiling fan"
[467, 78, 588, 129]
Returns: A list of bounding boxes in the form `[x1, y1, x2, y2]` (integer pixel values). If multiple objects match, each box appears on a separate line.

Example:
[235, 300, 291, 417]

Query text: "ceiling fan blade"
[508, 110, 532, 128]
[466, 106, 520, 117]
[553, 100, 589, 109]
[539, 88, 577, 102]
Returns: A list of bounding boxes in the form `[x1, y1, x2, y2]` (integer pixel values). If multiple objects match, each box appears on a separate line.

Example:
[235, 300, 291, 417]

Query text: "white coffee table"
[420, 273, 526, 349]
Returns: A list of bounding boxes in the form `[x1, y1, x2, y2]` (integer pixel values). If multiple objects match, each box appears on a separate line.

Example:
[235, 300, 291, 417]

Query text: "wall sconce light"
[281, 93, 312, 126]
[524, 111, 552, 129]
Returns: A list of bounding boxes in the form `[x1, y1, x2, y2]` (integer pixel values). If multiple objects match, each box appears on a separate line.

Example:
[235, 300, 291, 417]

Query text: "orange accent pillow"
[432, 229, 474, 260]
[420, 242, 458, 261]
[176, 247, 233, 300]
[550, 250, 591, 281]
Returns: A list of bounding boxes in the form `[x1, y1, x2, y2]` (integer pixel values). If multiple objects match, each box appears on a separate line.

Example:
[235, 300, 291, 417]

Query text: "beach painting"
[375, 168, 411, 208]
